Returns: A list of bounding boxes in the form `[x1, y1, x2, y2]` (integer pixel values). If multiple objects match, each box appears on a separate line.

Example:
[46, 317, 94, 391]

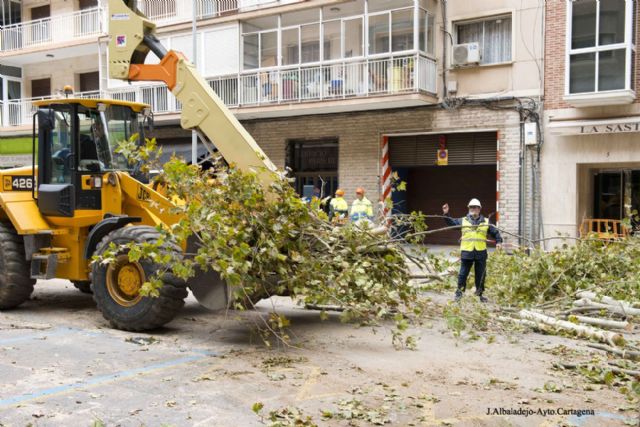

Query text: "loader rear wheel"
[91, 226, 187, 331]
[72, 281, 92, 294]
[0, 222, 35, 309]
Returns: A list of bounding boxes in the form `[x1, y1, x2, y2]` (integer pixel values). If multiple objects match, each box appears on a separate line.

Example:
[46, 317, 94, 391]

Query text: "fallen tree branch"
[576, 291, 640, 316]
[497, 316, 553, 332]
[573, 298, 640, 318]
[554, 361, 640, 378]
[519, 310, 625, 346]
[567, 315, 632, 331]
[586, 343, 640, 361]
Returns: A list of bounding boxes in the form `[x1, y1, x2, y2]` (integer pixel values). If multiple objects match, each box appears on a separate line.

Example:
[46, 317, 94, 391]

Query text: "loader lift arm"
[108, 0, 277, 183]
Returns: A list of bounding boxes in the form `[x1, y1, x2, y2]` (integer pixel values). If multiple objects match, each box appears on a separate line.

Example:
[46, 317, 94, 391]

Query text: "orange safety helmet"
[335, 189, 345, 197]
[355, 187, 365, 195]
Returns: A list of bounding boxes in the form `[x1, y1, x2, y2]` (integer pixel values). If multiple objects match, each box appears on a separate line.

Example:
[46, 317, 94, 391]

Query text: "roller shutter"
[389, 132, 497, 167]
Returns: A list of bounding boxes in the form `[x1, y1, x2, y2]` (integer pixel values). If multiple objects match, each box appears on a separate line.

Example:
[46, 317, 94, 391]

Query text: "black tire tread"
[91, 226, 186, 331]
[0, 222, 35, 309]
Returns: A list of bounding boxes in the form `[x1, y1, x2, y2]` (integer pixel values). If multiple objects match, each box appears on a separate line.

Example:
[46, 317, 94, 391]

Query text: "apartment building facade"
[0, 0, 543, 245]
[543, 0, 640, 241]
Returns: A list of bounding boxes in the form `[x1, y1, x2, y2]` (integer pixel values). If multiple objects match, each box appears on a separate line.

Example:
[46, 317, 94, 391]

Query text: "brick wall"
[545, 0, 640, 109]
[240, 106, 523, 240]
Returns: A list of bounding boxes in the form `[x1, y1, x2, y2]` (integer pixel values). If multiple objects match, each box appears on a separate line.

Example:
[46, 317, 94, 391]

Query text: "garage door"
[389, 132, 497, 167]
[389, 132, 497, 245]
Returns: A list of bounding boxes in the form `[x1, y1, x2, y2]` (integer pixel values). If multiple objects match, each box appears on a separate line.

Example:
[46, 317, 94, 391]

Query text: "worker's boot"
[477, 294, 488, 303]
[454, 290, 463, 302]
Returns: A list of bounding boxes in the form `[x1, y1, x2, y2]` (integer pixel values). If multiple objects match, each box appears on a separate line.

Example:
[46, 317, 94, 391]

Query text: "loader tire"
[72, 281, 92, 294]
[91, 226, 187, 331]
[0, 222, 35, 309]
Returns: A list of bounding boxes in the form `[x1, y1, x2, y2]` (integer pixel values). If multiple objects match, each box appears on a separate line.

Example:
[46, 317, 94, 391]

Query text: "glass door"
[594, 171, 623, 220]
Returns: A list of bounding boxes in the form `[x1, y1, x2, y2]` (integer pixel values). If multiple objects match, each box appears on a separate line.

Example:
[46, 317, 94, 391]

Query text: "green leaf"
[251, 402, 264, 414]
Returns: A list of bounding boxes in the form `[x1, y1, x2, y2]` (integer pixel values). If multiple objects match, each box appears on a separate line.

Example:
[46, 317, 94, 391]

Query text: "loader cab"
[33, 99, 149, 217]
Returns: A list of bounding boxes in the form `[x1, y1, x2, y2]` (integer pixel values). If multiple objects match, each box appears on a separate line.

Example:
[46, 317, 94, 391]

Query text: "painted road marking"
[0, 351, 218, 407]
[0, 327, 76, 346]
[0, 325, 221, 407]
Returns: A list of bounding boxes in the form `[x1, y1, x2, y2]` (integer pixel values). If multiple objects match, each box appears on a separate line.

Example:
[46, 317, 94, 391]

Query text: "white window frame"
[239, 0, 435, 72]
[367, 6, 416, 58]
[453, 13, 514, 66]
[564, 0, 635, 98]
[418, 7, 435, 58]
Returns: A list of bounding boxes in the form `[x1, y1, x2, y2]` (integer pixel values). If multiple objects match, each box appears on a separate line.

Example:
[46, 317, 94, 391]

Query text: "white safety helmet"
[467, 198, 482, 208]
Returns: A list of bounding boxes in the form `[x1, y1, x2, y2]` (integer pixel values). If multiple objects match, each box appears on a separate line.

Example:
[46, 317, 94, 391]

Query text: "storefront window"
[593, 169, 640, 230]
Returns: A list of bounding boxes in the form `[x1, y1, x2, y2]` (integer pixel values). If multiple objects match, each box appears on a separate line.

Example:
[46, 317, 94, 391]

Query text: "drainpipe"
[519, 113, 525, 247]
[191, 0, 198, 165]
[441, 0, 448, 98]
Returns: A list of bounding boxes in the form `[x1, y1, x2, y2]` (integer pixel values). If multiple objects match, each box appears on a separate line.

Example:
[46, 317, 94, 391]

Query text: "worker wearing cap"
[442, 199, 503, 302]
[329, 189, 349, 221]
[350, 187, 373, 222]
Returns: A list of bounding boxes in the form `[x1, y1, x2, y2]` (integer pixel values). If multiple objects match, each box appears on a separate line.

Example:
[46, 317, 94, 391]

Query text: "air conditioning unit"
[452, 42, 480, 66]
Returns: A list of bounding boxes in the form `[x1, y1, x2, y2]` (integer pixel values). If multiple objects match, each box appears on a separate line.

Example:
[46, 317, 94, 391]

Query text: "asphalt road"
[0, 279, 636, 427]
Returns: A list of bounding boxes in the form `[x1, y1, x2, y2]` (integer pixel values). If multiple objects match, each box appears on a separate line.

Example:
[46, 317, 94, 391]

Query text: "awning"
[548, 116, 640, 136]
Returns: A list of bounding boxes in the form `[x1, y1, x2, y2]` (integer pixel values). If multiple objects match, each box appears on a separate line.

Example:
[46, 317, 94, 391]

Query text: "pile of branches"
[111, 141, 429, 346]
[480, 238, 640, 401]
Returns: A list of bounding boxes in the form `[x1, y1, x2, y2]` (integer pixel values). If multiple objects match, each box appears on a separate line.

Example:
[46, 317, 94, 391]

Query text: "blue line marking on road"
[0, 327, 75, 345]
[0, 351, 218, 407]
[567, 411, 634, 426]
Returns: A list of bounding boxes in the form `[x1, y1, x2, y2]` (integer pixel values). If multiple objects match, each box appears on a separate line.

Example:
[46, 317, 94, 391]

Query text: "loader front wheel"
[0, 222, 35, 309]
[91, 226, 187, 331]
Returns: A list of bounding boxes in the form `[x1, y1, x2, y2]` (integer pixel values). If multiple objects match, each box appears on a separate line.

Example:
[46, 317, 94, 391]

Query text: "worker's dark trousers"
[457, 257, 487, 296]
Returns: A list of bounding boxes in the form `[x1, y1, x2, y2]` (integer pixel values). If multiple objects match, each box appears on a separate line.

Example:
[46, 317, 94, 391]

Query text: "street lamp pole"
[191, 0, 198, 165]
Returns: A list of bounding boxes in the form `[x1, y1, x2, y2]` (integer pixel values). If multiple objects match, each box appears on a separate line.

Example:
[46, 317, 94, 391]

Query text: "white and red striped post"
[381, 135, 392, 221]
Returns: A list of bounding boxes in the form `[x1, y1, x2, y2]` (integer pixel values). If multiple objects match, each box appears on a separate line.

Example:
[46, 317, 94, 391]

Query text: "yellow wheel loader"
[0, 0, 278, 330]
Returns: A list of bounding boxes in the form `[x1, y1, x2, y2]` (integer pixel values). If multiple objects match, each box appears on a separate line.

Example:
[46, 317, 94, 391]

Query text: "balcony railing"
[0, 7, 103, 52]
[0, 55, 436, 127]
[1, 91, 102, 127]
[113, 54, 436, 112]
[138, 0, 302, 25]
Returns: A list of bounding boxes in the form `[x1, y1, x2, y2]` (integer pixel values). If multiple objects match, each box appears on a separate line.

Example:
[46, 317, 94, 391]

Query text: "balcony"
[112, 54, 436, 112]
[0, 7, 104, 53]
[0, 54, 436, 128]
[138, 0, 303, 26]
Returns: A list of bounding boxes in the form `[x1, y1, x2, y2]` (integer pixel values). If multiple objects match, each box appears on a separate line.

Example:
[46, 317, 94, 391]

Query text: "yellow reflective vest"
[330, 197, 349, 217]
[460, 217, 489, 252]
[350, 197, 373, 221]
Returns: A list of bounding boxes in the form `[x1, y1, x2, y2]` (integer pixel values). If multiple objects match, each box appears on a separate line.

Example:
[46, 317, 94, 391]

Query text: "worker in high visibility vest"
[443, 198, 503, 303]
[329, 189, 349, 221]
[350, 187, 373, 222]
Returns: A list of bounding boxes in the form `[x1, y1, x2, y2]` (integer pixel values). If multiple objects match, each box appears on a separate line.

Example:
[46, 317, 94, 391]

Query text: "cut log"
[573, 298, 640, 318]
[518, 310, 625, 347]
[570, 315, 632, 331]
[575, 291, 640, 316]
[497, 316, 553, 332]
[586, 343, 640, 360]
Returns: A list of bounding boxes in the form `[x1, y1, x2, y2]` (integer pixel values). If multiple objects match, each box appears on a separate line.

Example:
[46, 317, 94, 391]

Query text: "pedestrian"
[329, 189, 349, 222]
[442, 199, 503, 303]
[350, 187, 373, 222]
